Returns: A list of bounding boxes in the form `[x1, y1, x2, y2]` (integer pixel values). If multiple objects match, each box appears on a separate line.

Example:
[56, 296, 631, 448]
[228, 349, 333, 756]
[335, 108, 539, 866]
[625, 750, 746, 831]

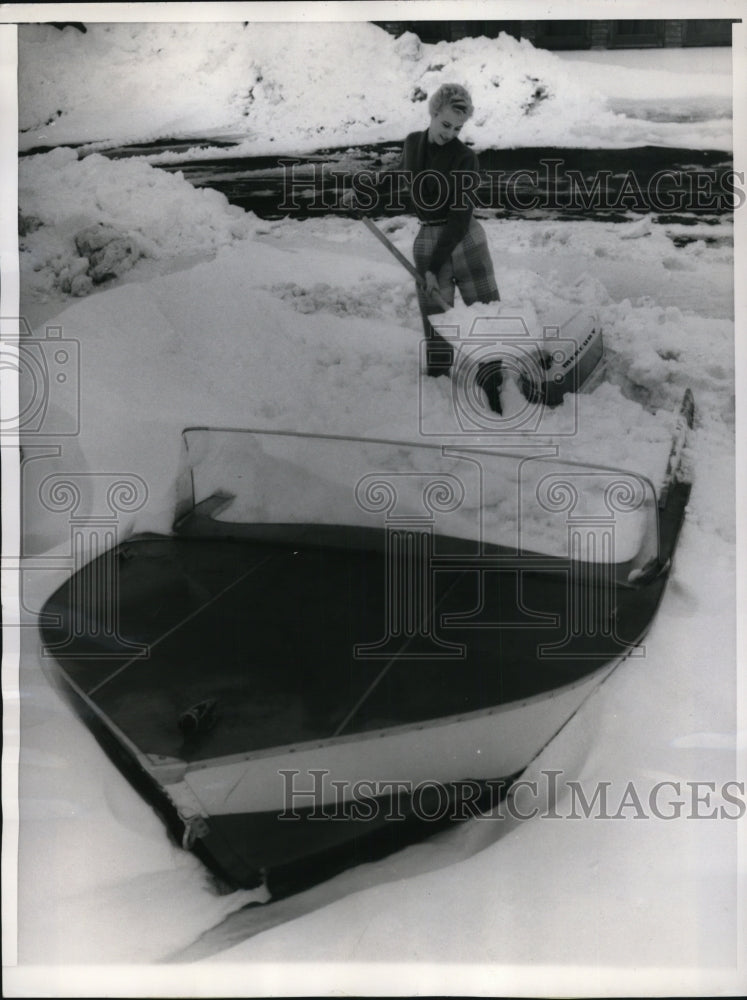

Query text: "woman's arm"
[344, 134, 415, 212]
[426, 147, 480, 273]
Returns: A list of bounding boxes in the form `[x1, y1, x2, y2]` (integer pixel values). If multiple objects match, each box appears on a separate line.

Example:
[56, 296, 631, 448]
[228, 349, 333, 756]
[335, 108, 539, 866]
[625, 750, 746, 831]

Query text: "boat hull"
[40, 477, 691, 893]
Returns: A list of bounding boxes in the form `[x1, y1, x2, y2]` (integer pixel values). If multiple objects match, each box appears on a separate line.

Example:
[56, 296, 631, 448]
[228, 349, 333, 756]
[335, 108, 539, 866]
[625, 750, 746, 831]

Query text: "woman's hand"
[424, 271, 441, 299]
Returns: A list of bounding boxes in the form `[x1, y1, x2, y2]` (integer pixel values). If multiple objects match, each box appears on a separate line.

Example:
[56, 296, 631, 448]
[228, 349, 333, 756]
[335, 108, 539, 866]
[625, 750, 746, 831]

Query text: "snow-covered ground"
[3, 12, 745, 998]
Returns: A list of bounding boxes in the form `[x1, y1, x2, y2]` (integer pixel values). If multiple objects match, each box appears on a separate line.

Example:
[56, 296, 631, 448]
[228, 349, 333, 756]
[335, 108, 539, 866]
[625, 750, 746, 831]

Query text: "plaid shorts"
[413, 218, 499, 321]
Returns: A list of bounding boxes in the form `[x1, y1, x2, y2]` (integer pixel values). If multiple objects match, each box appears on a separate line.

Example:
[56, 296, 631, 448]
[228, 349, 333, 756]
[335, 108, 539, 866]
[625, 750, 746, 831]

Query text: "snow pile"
[19, 147, 251, 300]
[18, 22, 733, 155]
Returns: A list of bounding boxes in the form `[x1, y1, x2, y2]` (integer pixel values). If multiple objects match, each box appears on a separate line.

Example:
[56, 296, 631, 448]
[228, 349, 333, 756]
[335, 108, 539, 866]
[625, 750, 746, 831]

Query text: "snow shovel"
[359, 216, 503, 410]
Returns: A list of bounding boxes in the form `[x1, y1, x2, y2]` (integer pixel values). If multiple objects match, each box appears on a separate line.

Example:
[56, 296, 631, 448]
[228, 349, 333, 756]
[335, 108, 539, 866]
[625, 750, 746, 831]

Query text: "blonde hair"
[428, 83, 474, 119]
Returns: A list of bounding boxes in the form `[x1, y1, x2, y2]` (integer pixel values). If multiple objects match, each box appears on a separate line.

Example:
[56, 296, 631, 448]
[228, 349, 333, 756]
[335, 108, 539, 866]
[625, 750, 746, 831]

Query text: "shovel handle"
[359, 216, 451, 312]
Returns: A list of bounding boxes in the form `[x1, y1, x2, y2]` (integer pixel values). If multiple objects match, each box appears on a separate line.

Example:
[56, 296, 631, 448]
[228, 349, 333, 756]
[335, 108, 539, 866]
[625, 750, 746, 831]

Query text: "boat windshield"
[175, 427, 660, 575]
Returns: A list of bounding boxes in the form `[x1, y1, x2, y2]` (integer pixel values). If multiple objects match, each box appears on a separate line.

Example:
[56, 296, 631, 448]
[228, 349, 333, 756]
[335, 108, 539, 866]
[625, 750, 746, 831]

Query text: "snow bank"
[18, 22, 733, 155]
[19, 147, 252, 300]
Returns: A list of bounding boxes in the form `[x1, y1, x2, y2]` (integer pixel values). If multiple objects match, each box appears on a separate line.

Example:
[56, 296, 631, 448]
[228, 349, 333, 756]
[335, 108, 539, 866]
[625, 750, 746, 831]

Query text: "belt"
[420, 219, 448, 227]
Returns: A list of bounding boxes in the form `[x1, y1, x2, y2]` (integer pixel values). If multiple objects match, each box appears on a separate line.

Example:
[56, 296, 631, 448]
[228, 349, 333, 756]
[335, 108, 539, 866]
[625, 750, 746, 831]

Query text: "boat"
[39, 392, 694, 897]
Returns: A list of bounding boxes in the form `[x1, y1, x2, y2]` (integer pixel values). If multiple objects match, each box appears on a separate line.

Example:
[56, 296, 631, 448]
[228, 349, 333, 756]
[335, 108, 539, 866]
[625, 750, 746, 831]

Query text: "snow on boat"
[39, 397, 693, 895]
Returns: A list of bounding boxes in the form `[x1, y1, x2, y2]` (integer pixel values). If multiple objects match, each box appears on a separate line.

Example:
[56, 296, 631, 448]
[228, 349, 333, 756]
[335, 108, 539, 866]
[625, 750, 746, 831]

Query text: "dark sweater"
[388, 129, 481, 274]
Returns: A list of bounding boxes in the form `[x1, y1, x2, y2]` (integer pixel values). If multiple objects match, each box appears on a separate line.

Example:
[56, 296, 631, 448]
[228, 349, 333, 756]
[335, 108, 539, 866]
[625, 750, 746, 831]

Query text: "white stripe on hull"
[165, 662, 617, 817]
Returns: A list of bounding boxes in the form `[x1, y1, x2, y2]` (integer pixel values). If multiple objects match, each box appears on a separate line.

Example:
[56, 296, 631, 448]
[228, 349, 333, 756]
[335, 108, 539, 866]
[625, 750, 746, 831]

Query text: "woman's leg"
[451, 220, 500, 307]
[452, 221, 503, 411]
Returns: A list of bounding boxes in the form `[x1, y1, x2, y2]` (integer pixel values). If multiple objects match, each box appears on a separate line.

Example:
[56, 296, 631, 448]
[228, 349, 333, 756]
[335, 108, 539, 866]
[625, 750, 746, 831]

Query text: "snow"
[19, 147, 252, 305]
[3, 10, 744, 999]
[17, 23, 733, 156]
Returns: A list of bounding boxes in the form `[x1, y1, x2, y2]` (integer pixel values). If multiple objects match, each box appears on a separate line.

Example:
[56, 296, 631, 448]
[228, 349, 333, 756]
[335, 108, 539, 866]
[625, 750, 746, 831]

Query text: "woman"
[347, 83, 501, 385]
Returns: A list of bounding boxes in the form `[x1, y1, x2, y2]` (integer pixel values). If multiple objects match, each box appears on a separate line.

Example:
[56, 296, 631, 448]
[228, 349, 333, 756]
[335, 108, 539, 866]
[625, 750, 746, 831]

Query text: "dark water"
[96, 139, 736, 229]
